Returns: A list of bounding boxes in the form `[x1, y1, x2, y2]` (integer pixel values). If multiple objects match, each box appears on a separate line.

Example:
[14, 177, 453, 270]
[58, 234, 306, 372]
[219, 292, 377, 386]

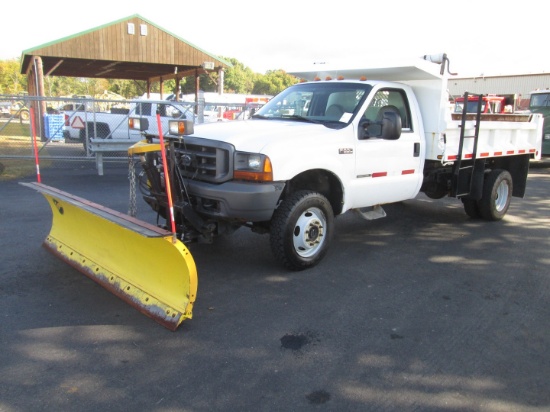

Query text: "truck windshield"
[530, 93, 550, 107]
[253, 82, 372, 125]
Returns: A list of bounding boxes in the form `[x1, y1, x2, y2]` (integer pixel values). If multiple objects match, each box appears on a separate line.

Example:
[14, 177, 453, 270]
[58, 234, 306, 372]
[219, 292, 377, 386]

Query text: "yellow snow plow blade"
[21, 182, 197, 331]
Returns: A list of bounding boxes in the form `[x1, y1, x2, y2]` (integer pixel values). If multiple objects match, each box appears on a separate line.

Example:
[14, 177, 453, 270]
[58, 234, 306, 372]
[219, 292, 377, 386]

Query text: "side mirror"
[380, 110, 402, 140]
[359, 109, 402, 140]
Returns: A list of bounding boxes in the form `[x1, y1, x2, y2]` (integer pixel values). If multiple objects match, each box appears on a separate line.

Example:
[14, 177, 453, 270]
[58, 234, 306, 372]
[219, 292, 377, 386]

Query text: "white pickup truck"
[130, 54, 543, 270]
[63, 99, 194, 150]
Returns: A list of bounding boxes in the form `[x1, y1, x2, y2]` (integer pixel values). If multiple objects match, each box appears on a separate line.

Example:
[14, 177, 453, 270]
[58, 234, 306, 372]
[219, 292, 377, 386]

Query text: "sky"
[1, 0, 549, 78]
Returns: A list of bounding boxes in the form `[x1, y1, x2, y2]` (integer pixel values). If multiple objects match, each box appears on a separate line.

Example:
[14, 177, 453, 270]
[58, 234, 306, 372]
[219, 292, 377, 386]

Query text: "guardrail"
[89, 139, 136, 175]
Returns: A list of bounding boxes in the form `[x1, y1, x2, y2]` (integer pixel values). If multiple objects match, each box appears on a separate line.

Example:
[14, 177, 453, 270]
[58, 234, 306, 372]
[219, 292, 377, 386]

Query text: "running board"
[354, 205, 387, 220]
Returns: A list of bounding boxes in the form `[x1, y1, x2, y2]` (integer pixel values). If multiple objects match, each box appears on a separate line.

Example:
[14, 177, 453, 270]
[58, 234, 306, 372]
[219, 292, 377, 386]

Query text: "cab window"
[362, 89, 412, 130]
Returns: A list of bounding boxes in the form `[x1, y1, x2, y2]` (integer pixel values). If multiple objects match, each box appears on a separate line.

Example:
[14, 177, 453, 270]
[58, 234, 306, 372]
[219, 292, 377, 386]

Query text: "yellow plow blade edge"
[21, 182, 197, 331]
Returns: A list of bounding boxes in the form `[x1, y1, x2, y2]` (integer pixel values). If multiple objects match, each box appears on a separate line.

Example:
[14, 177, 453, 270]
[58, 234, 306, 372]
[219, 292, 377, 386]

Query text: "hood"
[189, 119, 343, 153]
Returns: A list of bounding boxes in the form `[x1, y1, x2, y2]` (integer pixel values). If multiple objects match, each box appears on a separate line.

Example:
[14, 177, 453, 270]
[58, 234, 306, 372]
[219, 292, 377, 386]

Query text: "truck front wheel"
[270, 190, 334, 271]
[478, 169, 512, 221]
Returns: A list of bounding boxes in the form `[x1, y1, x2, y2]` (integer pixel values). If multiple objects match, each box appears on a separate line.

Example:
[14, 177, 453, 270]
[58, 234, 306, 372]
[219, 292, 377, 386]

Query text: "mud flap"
[20, 182, 197, 331]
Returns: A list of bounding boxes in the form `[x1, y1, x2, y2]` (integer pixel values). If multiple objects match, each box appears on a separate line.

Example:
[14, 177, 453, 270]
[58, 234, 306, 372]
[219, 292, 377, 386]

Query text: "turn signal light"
[234, 156, 273, 182]
[168, 120, 194, 136]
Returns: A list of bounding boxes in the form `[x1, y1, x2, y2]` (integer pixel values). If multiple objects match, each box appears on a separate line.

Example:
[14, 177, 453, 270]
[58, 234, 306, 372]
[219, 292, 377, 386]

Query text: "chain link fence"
[0, 94, 261, 181]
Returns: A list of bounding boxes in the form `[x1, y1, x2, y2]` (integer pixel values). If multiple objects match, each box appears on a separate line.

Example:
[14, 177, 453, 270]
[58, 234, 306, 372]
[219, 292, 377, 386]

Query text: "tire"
[425, 189, 447, 200]
[80, 122, 111, 151]
[79, 128, 90, 152]
[478, 169, 512, 221]
[20, 110, 30, 121]
[462, 198, 482, 219]
[270, 190, 334, 271]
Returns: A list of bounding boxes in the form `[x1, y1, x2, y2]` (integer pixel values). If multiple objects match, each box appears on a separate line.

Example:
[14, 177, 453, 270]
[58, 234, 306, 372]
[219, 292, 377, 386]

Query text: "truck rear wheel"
[270, 190, 334, 271]
[461, 198, 481, 219]
[478, 169, 512, 221]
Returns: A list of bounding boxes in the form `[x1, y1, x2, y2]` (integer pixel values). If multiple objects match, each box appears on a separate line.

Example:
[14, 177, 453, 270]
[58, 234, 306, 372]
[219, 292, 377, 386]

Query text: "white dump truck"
[128, 54, 543, 271]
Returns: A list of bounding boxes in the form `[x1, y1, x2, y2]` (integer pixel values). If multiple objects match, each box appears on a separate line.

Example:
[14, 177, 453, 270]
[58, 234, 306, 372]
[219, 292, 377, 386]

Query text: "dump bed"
[426, 112, 544, 162]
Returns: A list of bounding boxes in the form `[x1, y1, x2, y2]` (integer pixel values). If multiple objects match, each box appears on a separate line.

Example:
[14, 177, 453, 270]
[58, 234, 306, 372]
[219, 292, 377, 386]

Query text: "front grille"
[172, 137, 233, 183]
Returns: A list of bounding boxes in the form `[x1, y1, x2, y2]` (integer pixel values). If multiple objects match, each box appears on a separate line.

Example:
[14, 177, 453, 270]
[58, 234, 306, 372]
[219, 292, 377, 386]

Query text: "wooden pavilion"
[19, 14, 231, 125]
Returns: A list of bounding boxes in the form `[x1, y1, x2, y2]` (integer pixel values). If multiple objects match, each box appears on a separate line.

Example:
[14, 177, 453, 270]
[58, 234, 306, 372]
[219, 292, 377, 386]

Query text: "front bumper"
[186, 179, 286, 222]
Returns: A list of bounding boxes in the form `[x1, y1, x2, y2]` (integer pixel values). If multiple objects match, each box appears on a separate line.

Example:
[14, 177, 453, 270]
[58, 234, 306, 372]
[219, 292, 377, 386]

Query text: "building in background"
[448, 72, 550, 109]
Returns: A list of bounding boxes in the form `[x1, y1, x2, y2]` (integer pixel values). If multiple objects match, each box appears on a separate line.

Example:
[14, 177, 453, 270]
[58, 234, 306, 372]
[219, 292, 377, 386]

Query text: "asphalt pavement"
[1, 161, 549, 412]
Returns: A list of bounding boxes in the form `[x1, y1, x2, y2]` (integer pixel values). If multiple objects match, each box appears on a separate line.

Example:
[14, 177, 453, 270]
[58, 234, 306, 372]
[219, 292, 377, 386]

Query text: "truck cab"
[528, 89, 550, 155]
[249, 80, 424, 207]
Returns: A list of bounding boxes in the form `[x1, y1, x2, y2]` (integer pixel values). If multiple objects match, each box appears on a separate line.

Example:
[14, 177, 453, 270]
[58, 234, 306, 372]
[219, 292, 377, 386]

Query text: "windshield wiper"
[282, 115, 323, 124]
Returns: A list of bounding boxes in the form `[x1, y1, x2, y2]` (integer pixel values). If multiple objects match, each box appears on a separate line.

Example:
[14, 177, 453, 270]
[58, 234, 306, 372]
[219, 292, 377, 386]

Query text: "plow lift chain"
[128, 154, 138, 217]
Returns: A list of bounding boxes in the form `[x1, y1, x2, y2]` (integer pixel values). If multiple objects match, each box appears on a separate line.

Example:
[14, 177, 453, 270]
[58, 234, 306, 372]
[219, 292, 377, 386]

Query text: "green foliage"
[253, 70, 299, 95]
[0, 59, 27, 94]
[109, 79, 147, 98]
[179, 74, 218, 94]
[43, 76, 112, 97]
[0, 57, 298, 98]
[222, 57, 257, 94]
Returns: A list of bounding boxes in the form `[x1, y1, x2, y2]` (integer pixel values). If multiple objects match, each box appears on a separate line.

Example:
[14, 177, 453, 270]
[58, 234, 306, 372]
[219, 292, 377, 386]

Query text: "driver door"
[352, 87, 424, 207]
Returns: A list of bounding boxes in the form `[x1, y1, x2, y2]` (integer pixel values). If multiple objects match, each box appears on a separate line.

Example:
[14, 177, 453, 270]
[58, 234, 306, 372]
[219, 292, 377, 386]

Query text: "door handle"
[414, 142, 420, 157]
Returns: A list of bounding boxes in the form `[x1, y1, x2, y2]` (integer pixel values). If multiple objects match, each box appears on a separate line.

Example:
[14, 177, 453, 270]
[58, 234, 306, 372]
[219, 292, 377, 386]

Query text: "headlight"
[169, 120, 194, 136]
[234, 152, 273, 182]
[128, 117, 148, 131]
